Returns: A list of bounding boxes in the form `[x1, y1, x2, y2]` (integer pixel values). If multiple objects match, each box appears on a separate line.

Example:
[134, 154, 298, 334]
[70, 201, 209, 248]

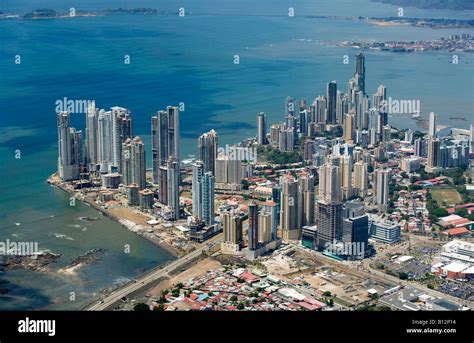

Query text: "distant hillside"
[372, 0, 474, 10]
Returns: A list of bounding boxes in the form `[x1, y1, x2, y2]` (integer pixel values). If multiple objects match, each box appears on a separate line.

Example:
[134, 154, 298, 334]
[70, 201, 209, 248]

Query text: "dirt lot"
[430, 188, 462, 206]
[147, 258, 222, 296]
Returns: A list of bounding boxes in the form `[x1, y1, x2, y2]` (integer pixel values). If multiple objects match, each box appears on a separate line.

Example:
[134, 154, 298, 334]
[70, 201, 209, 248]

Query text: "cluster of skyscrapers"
[57, 103, 181, 219]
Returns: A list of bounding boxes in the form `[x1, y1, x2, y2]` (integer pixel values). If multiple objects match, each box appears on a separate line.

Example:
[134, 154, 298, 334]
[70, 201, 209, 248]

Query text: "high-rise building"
[110, 106, 132, 172]
[262, 201, 278, 241]
[201, 171, 215, 226]
[151, 106, 180, 184]
[278, 126, 295, 152]
[317, 161, 343, 250]
[314, 96, 327, 124]
[166, 156, 180, 220]
[354, 52, 365, 94]
[97, 109, 113, 172]
[428, 112, 437, 138]
[258, 211, 273, 244]
[57, 111, 81, 181]
[352, 161, 368, 198]
[299, 173, 315, 226]
[85, 101, 99, 172]
[121, 137, 146, 190]
[198, 130, 218, 175]
[372, 85, 386, 111]
[343, 110, 355, 144]
[95, 106, 132, 174]
[317, 201, 343, 251]
[221, 211, 243, 253]
[326, 81, 337, 124]
[426, 138, 441, 172]
[470, 124, 474, 154]
[248, 201, 259, 251]
[318, 161, 342, 204]
[257, 112, 268, 145]
[280, 175, 300, 241]
[270, 124, 280, 146]
[414, 138, 424, 157]
[342, 214, 369, 259]
[215, 153, 242, 190]
[375, 169, 390, 212]
[340, 154, 353, 201]
[192, 161, 204, 219]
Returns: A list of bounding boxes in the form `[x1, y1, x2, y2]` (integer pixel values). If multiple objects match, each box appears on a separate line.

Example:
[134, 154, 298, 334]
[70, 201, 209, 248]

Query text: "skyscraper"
[111, 106, 132, 172]
[151, 106, 180, 184]
[352, 161, 368, 198]
[192, 161, 204, 219]
[426, 138, 441, 172]
[122, 137, 146, 190]
[372, 85, 387, 111]
[343, 110, 355, 144]
[280, 175, 300, 241]
[429, 112, 437, 138]
[340, 154, 353, 201]
[375, 169, 390, 212]
[314, 95, 327, 124]
[355, 52, 365, 94]
[299, 173, 316, 227]
[317, 161, 343, 250]
[201, 171, 215, 226]
[257, 112, 268, 145]
[97, 110, 113, 172]
[326, 81, 337, 124]
[470, 124, 474, 154]
[262, 201, 278, 241]
[248, 201, 259, 251]
[85, 101, 99, 172]
[221, 211, 243, 253]
[166, 156, 180, 221]
[57, 111, 81, 181]
[95, 106, 132, 173]
[198, 130, 218, 175]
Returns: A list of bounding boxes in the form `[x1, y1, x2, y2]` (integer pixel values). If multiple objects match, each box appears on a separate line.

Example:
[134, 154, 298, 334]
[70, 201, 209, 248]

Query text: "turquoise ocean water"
[0, 0, 472, 309]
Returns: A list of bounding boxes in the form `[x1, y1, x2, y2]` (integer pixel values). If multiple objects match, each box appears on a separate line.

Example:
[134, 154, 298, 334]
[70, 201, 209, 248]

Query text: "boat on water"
[412, 111, 421, 119]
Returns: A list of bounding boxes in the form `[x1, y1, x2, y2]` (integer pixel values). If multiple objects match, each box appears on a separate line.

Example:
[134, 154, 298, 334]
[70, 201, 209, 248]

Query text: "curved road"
[86, 234, 223, 311]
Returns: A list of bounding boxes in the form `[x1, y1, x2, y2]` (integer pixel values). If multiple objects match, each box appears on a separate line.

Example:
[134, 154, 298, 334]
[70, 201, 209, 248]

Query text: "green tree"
[133, 303, 150, 311]
[398, 272, 408, 280]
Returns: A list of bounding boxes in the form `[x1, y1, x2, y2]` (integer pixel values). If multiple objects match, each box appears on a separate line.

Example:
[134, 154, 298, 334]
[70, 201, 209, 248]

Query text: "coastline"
[47, 175, 180, 259]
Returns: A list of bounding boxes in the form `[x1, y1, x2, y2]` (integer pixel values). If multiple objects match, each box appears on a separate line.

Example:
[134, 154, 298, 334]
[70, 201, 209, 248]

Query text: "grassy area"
[430, 188, 462, 207]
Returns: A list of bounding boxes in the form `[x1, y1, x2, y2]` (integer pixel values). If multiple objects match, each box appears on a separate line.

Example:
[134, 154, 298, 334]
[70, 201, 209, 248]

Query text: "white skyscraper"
[192, 161, 204, 219]
[57, 111, 81, 181]
[198, 130, 218, 175]
[429, 112, 437, 138]
[85, 101, 99, 172]
[201, 171, 215, 226]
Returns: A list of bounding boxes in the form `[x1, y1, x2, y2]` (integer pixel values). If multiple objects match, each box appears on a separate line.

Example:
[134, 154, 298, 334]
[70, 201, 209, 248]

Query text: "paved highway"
[86, 233, 223, 311]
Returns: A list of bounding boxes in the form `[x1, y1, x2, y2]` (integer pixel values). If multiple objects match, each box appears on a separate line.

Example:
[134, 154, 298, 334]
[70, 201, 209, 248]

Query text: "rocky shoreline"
[47, 176, 180, 258]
